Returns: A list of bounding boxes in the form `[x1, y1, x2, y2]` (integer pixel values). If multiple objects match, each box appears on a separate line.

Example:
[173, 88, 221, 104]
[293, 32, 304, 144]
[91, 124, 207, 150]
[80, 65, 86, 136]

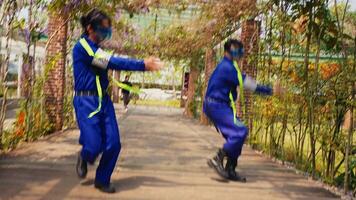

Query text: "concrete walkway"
[0, 105, 340, 200]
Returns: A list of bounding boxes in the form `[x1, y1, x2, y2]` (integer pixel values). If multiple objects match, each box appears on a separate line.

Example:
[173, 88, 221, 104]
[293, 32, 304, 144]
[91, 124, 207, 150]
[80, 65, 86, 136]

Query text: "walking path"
[0, 105, 340, 200]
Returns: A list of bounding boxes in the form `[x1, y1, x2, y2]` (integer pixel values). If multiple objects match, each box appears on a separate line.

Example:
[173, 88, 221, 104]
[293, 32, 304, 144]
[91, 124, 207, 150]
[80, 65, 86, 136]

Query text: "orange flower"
[320, 63, 340, 80]
[15, 129, 24, 137]
[17, 111, 25, 125]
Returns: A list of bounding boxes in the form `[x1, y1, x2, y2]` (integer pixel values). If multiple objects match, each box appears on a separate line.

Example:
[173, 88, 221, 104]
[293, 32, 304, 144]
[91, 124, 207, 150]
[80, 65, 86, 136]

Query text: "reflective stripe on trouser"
[74, 95, 121, 186]
[203, 101, 248, 159]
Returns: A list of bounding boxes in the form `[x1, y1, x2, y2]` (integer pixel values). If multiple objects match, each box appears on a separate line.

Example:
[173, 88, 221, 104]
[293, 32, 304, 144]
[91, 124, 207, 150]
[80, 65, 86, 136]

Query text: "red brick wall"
[200, 48, 216, 125]
[184, 67, 199, 118]
[44, 10, 68, 131]
[238, 19, 261, 131]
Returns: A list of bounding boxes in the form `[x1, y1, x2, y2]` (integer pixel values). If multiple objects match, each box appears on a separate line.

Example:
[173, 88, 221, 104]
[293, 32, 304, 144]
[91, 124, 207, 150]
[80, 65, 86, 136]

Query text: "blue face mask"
[230, 48, 244, 59]
[95, 26, 112, 41]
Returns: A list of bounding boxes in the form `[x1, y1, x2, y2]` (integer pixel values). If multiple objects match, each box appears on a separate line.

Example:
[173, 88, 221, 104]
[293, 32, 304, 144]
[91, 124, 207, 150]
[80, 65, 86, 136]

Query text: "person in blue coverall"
[73, 9, 163, 193]
[204, 39, 281, 182]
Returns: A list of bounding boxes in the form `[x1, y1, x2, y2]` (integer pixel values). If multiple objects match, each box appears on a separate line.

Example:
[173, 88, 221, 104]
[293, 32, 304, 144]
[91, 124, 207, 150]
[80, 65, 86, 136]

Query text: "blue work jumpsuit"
[72, 35, 145, 186]
[204, 56, 272, 160]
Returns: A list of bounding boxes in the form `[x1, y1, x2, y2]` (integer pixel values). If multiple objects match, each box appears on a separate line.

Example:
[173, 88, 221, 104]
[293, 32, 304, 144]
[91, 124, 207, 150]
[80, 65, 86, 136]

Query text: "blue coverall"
[204, 56, 272, 160]
[72, 35, 145, 186]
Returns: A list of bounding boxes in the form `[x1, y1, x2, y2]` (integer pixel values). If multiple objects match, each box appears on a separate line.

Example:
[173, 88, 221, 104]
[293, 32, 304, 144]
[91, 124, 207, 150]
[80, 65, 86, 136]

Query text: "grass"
[250, 120, 354, 181]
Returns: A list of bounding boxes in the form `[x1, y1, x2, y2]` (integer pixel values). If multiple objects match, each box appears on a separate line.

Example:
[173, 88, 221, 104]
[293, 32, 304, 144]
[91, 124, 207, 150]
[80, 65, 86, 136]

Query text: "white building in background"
[0, 37, 46, 98]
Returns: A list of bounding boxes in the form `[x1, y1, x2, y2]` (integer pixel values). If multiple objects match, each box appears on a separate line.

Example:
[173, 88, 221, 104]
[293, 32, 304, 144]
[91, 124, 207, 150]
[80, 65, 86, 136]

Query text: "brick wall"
[184, 67, 199, 118]
[238, 19, 261, 131]
[44, 10, 68, 131]
[200, 48, 216, 125]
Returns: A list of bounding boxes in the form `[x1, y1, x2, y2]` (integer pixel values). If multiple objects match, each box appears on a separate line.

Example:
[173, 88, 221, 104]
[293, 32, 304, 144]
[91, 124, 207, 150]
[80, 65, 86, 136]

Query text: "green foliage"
[63, 67, 75, 129]
[0, 53, 62, 150]
[335, 155, 356, 190]
[249, 0, 356, 192]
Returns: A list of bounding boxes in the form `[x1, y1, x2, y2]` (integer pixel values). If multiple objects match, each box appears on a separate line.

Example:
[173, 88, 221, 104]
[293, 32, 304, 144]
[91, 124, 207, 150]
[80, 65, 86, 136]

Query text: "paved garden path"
[0, 105, 340, 200]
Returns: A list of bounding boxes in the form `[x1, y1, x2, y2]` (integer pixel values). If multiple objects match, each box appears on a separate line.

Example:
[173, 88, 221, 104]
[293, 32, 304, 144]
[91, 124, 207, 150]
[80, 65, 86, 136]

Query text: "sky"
[350, 0, 356, 11]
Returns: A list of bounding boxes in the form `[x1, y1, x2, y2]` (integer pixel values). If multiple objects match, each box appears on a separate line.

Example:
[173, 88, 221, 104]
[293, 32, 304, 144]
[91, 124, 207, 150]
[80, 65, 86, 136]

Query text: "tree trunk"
[344, 36, 356, 194]
[281, 113, 288, 163]
[309, 24, 323, 179]
[0, 1, 16, 148]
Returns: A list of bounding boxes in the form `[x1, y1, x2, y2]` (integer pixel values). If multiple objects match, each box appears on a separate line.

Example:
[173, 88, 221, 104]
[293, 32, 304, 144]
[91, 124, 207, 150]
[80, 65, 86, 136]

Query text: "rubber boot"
[76, 152, 88, 179]
[94, 182, 116, 193]
[225, 157, 246, 182]
[207, 148, 229, 179]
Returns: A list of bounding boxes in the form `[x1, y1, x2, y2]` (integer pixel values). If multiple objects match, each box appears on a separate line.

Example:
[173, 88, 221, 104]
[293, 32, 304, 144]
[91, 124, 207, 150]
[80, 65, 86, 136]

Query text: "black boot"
[225, 157, 246, 182]
[94, 182, 116, 193]
[207, 149, 229, 179]
[76, 152, 87, 179]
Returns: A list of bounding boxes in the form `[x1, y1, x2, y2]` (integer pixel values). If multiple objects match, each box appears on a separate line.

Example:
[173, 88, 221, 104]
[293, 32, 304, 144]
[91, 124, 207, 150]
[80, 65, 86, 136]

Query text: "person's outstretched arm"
[108, 56, 145, 71]
[241, 74, 273, 96]
[90, 47, 163, 72]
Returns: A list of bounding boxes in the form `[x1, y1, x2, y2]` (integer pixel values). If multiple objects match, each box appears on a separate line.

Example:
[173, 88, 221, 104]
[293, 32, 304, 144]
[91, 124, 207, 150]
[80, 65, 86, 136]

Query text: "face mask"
[95, 26, 112, 42]
[230, 49, 239, 58]
[230, 48, 244, 59]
